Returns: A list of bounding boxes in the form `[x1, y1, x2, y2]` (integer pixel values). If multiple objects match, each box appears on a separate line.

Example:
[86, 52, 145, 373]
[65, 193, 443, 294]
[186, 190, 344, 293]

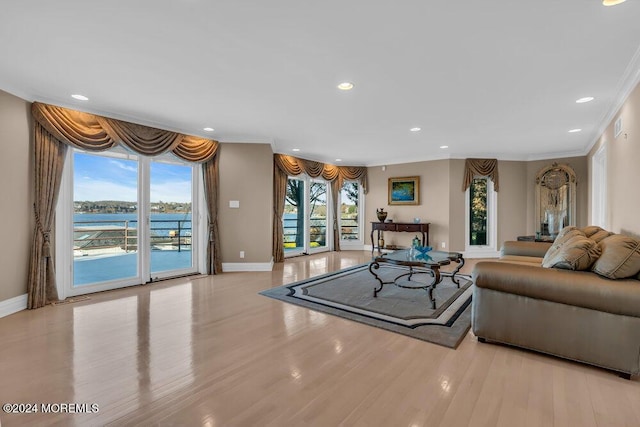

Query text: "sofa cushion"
[580, 226, 614, 243]
[499, 255, 543, 266]
[592, 235, 640, 279]
[473, 262, 640, 317]
[542, 233, 601, 271]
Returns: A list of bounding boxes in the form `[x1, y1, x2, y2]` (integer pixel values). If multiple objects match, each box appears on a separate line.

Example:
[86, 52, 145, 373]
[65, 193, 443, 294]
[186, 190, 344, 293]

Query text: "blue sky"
[74, 153, 192, 203]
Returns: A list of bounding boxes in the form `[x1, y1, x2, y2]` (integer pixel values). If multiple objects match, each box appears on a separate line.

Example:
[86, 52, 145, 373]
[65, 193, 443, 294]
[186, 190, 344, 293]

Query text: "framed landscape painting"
[388, 176, 420, 205]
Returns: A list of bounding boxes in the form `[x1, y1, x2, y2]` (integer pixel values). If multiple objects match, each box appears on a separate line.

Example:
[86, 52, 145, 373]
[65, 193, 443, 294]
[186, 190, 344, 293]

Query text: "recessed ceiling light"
[568, 129, 582, 133]
[576, 97, 594, 104]
[337, 82, 354, 91]
[203, 127, 215, 132]
[440, 145, 449, 149]
[603, 0, 626, 6]
[410, 127, 421, 132]
[335, 158, 342, 162]
[71, 94, 89, 101]
[292, 148, 300, 152]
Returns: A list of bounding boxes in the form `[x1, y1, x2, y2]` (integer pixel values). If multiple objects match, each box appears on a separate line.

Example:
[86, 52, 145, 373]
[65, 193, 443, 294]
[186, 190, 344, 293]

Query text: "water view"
[73, 212, 193, 286]
[73, 151, 194, 287]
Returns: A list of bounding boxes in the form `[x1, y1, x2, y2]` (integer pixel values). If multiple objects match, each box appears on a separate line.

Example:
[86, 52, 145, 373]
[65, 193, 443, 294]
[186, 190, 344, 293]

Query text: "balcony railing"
[283, 215, 359, 248]
[74, 219, 192, 256]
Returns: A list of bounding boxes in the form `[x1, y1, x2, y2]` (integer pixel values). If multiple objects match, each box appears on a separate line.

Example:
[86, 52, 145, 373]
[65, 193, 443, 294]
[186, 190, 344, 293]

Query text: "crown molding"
[363, 149, 589, 167]
[219, 136, 275, 145]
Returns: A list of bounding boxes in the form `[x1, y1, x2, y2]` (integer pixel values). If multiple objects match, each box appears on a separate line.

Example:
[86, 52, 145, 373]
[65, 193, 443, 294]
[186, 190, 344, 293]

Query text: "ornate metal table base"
[368, 250, 465, 310]
[445, 255, 465, 285]
[369, 262, 442, 309]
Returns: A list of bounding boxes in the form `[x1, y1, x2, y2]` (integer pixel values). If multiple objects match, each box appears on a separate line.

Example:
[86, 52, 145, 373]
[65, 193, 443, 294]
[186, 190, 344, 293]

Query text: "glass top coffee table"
[368, 249, 465, 309]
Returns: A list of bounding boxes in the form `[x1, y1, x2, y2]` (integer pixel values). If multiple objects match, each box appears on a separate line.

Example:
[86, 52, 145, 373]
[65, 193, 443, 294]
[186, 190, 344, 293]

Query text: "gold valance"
[32, 102, 219, 162]
[462, 158, 499, 192]
[273, 154, 368, 192]
[272, 154, 368, 263]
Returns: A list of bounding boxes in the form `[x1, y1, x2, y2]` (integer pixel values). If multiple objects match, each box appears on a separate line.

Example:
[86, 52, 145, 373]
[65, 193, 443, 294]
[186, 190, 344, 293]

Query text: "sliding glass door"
[283, 175, 331, 257]
[59, 148, 200, 296]
[149, 160, 193, 275]
[308, 180, 328, 253]
[73, 151, 140, 286]
[284, 177, 306, 256]
[338, 181, 364, 247]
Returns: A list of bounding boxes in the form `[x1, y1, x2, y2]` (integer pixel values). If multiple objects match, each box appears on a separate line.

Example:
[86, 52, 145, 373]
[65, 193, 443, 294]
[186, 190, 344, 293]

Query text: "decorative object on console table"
[370, 221, 430, 253]
[388, 176, 420, 205]
[376, 208, 388, 222]
[378, 232, 385, 250]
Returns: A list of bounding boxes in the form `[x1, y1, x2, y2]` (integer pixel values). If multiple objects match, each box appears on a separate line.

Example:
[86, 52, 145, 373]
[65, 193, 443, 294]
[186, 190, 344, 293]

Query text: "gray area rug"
[260, 264, 473, 348]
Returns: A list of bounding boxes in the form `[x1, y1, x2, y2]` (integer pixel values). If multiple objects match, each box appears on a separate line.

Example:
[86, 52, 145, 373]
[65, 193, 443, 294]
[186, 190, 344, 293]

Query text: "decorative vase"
[376, 208, 388, 222]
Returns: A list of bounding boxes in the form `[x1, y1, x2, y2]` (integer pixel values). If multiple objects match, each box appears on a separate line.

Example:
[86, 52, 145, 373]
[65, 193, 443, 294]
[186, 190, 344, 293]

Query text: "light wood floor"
[0, 251, 638, 426]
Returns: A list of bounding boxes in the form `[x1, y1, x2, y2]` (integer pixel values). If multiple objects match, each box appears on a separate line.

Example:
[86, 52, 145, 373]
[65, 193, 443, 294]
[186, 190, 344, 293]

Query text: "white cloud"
[74, 179, 138, 201]
[74, 176, 192, 203]
[151, 180, 192, 203]
[108, 159, 137, 173]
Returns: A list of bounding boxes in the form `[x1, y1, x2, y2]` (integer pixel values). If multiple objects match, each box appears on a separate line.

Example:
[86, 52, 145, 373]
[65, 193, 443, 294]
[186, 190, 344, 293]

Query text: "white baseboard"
[222, 258, 274, 272]
[0, 293, 28, 318]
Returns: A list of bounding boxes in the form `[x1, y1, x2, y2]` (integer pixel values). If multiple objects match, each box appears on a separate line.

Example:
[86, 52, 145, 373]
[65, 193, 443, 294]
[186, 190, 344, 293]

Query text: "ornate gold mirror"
[535, 163, 577, 238]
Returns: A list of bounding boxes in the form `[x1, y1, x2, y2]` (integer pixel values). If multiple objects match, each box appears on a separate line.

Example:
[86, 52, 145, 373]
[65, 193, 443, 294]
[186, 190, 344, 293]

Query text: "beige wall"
[448, 159, 466, 251]
[367, 156, 588, 253]
[218, 143, 273, 264]
[496, 161, 529, 245]
[589, 79, 640, 235]
[366, 160, 451, 250]
[0, 90, 32, 301]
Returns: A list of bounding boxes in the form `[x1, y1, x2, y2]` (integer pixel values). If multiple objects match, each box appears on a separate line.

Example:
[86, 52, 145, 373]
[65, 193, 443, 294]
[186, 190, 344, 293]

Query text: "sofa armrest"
[501, 240, 552, 258]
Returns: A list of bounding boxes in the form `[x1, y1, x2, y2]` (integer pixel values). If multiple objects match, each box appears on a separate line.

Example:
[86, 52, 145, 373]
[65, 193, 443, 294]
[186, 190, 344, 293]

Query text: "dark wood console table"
[370, 222, 430, 253]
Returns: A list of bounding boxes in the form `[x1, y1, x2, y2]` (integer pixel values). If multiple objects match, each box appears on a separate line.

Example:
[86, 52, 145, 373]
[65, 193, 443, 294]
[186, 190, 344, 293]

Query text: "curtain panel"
[272, 154, 368, 262]
[27, 102, 221, 309]
[27, 123, 68, 308]
[202, 156, 223, 275]
[462, 158, 500, 192]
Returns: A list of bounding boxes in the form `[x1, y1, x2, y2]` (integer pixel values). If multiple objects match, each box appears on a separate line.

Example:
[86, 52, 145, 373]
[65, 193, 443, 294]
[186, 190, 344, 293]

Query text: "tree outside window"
[469, 177, 488, 246]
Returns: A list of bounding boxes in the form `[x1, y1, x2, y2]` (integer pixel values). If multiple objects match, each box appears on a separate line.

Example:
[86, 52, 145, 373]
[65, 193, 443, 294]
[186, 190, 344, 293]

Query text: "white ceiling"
[2, 1, 640, 166]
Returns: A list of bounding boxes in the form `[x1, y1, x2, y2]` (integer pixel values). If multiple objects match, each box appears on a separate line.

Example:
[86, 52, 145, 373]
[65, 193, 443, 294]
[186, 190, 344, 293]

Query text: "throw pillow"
[592, 235, 640, 279]
[580, 225, 614, 243]
[542, 234, 601, 270]
[555, 226, 579, 242]
[543, 228, 583, 267]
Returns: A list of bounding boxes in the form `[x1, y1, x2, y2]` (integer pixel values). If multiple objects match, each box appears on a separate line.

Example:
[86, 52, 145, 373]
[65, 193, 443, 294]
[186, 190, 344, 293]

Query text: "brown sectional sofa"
[471, 227, 640, 378]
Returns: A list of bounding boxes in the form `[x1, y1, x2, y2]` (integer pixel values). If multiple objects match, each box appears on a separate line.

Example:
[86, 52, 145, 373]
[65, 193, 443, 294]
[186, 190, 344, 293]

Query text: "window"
[57, 148, 203, 297]
[465, 176, 498, 256]
[283, 175, 331, 256]
[469, 177, 488, 246]
[339, 181, 364, 246]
